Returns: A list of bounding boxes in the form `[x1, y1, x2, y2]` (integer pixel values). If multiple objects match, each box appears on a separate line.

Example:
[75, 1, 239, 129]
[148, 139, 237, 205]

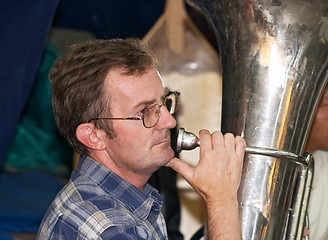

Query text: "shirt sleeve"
[37, 216, 80, 240]
[39, 218, 153, 240]
[98, 225, 152, 240]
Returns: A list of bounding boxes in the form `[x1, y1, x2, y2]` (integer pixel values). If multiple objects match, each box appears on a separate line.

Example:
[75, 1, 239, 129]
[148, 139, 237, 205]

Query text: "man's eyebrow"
[133, 93, 166, 110]
[134, 99, 156, 109]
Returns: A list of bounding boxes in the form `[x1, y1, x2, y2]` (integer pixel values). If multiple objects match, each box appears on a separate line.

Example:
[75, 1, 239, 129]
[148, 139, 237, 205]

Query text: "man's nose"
[155, 106, 177, 130]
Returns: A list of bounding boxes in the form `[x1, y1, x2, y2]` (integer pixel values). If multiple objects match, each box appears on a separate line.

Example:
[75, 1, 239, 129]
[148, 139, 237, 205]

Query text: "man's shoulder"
[51, 177, 134, 219]
[37, 186, 141, 239]
[37, 207, 141, 240]
[57, 199, 138, 227]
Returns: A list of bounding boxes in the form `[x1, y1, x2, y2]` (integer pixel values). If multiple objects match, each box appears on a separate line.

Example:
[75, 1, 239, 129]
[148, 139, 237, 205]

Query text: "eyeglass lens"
[143, 93, 178, 128]
[165, 95, 174, 114]
[143, 104, 160, 128]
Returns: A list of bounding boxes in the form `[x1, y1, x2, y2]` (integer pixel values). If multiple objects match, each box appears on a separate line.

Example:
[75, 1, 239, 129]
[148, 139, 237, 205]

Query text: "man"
[37, 38, 246, 240]
[305, 84, 328, 240]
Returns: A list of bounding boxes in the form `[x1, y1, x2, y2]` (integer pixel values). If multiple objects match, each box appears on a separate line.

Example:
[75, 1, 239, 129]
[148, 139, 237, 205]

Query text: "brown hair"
[49, 38, 158, 155]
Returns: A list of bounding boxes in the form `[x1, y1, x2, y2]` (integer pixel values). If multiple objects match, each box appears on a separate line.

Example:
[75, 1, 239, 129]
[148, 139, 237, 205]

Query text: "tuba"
[179, 0, 328, 239]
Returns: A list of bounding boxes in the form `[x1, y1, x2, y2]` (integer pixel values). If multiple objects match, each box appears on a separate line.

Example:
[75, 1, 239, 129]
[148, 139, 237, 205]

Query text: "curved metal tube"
[177, 128, 309, 166]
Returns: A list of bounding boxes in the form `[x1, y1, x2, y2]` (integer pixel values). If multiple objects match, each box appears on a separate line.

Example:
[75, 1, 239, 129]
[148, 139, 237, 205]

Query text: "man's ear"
[76, 123, 106, 151]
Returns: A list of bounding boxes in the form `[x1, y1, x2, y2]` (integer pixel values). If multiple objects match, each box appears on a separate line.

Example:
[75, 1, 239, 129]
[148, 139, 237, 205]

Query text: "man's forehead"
[105, 68, 166, 107]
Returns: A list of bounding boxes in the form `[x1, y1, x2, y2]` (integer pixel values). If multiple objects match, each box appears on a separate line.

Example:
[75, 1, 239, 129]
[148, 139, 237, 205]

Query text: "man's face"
[102, 67, 177, 180]
[306, 86, 328, 153]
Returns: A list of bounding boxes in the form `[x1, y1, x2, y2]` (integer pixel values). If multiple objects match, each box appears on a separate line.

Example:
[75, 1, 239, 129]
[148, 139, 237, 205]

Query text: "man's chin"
[157, 148, 175, 165]
[165, 148, 175, 162]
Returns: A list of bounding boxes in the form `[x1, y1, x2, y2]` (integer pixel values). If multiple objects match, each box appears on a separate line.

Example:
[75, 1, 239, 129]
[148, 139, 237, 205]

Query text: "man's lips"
[154, 138, 170, 146]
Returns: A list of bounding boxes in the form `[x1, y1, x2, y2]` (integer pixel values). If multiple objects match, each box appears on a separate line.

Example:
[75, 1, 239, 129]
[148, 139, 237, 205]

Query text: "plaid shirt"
[37, 155, 168, 240]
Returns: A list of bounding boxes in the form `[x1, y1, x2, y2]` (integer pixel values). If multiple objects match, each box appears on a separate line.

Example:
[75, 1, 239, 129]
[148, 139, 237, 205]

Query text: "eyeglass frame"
[88, 91, 180, 128]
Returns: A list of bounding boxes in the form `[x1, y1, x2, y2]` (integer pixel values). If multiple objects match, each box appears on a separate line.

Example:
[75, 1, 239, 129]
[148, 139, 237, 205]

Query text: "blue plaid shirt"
[37, 155, 168, 239]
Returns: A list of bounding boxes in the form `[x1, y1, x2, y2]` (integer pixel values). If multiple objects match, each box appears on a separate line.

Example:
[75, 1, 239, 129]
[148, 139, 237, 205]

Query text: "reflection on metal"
[182, 0, 328, 239]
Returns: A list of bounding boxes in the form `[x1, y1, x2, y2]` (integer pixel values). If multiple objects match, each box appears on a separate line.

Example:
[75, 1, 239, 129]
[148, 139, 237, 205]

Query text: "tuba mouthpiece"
[176, 128, 200, 152]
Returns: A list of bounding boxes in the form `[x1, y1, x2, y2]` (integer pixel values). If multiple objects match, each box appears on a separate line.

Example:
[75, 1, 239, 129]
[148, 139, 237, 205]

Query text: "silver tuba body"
[184, 0, 328, 239]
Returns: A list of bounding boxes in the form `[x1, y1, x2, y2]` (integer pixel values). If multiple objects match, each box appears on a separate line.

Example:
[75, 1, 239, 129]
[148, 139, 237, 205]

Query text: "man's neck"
[89, 151, 150, 190]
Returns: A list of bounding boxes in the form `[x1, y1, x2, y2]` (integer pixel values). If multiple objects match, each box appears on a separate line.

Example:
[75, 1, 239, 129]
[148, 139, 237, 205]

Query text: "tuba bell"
[179, 0, 328, 239]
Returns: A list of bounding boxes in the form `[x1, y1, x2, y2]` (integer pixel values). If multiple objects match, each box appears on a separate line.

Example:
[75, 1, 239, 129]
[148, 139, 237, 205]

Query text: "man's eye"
[135, 111, 145, 118]
[136, 107, 150, 117]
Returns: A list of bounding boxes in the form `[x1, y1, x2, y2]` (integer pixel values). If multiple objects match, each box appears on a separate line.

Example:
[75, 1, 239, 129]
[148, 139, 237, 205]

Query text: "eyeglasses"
[88, 91, 180, 128]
